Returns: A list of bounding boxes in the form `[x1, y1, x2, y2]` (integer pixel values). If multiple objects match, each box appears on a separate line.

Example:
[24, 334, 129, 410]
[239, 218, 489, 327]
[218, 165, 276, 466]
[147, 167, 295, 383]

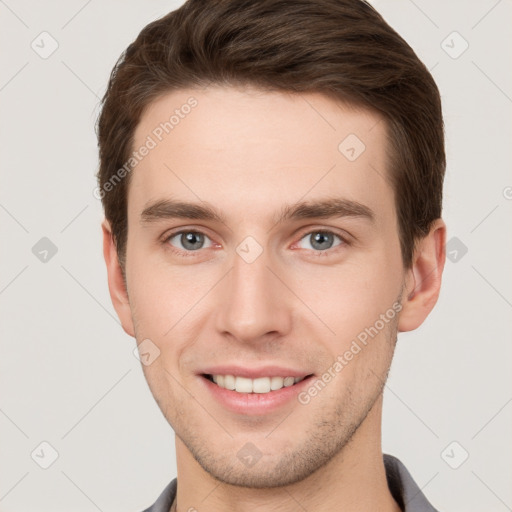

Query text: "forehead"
[129, 86, 393, 227]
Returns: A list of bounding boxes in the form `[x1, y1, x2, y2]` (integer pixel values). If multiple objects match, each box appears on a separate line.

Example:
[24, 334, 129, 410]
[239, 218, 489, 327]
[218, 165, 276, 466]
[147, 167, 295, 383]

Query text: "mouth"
[198, 365, 316, 415]
[201, 373, 314, 394]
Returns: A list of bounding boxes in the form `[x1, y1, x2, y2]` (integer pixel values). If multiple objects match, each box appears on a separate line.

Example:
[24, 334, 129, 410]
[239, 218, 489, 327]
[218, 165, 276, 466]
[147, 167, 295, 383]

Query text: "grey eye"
[168, 231, 213, 251]
[297, 231, 343, 251]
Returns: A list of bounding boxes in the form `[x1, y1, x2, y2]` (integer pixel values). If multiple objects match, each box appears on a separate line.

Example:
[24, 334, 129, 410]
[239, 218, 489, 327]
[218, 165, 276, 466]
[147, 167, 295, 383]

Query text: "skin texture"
[102, 85, 446, 511]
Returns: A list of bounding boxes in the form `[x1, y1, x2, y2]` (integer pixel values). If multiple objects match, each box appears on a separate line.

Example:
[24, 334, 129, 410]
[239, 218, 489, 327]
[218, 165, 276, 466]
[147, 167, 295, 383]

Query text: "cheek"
[324, 313, 398, 399]
[129, 279, 171, 335]
[127, 248, 215, 366]
[300, 256, 401, 341]
[127, 245, 193, 324]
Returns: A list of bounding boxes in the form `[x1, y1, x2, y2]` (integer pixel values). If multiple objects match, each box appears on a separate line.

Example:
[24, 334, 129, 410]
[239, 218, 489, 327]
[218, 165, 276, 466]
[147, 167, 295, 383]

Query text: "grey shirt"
[141, 453, 439, 512]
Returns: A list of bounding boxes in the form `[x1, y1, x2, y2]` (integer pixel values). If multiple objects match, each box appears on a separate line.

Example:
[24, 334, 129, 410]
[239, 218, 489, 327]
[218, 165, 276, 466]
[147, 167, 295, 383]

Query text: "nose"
[214, 243, 293, 345]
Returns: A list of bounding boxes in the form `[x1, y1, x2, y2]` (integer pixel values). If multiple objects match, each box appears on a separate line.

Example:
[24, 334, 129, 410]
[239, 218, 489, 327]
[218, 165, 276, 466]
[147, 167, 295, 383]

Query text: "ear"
[102, 219, 135, 338]
[398, 218, 446, 332]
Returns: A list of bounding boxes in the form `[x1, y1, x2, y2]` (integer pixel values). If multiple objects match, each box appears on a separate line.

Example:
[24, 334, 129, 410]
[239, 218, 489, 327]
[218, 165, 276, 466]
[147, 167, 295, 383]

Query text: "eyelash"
[161, 228, 350, 258]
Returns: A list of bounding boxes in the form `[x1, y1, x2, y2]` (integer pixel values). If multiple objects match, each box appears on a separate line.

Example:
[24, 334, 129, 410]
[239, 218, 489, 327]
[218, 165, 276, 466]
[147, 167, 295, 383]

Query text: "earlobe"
[398, 219, 446, 332]
[101, 219, 135, 338]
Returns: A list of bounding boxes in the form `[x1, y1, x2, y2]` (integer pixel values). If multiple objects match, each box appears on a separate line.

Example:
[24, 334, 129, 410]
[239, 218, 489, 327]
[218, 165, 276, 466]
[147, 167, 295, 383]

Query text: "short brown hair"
[96, 0, 445, 274]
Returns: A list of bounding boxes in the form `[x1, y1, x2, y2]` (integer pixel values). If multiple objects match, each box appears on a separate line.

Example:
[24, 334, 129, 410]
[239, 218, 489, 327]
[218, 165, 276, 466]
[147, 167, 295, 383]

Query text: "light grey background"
[1, 1, 511, 511]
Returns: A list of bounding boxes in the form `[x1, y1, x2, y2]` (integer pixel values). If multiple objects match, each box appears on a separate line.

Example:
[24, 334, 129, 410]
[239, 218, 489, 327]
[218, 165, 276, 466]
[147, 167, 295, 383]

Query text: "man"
[96, 0, 446, 510]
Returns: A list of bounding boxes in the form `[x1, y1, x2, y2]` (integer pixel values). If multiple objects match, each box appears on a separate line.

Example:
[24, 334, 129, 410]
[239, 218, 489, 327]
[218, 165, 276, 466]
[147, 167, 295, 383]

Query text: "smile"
[204, 374, 308, 394]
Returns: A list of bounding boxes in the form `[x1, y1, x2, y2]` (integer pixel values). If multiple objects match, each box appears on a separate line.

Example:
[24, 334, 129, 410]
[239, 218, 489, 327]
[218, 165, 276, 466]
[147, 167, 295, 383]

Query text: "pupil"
[312, 232, 332, 250]
[183, 232, 203, 250]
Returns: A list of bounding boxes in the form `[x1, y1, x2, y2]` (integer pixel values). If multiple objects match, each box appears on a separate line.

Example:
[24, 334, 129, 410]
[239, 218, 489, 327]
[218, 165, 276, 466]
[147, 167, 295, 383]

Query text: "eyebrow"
[140, 197, 375, 226]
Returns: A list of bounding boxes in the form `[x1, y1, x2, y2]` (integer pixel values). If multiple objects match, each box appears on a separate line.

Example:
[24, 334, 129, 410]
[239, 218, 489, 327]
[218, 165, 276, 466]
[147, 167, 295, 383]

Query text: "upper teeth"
[212, 375, 305, 393]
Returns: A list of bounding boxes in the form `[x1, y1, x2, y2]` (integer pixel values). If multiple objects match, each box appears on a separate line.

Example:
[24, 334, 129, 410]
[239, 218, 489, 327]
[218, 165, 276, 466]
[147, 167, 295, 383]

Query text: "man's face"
[123, 86, 406, 487]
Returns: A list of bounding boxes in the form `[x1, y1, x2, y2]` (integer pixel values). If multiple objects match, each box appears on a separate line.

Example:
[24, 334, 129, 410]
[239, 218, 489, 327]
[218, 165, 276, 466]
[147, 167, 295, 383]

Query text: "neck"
[172, 395, 401, 512]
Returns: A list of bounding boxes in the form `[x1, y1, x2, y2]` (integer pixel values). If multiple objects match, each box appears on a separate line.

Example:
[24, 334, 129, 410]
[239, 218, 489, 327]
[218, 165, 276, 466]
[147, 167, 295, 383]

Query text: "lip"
[199, 372, 315, 416]
[198, 365, 312, 379]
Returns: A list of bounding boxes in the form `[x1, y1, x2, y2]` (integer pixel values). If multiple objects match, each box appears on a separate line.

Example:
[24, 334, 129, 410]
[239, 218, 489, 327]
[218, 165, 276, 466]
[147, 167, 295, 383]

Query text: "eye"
[162, 228, 348, 257]
[164, 230, 214, 253]
[295, 230, 346, 254]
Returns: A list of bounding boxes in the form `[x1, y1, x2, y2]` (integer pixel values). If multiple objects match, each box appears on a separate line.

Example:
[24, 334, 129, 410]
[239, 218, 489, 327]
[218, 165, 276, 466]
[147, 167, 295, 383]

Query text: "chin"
[190, 435, 347, 489]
